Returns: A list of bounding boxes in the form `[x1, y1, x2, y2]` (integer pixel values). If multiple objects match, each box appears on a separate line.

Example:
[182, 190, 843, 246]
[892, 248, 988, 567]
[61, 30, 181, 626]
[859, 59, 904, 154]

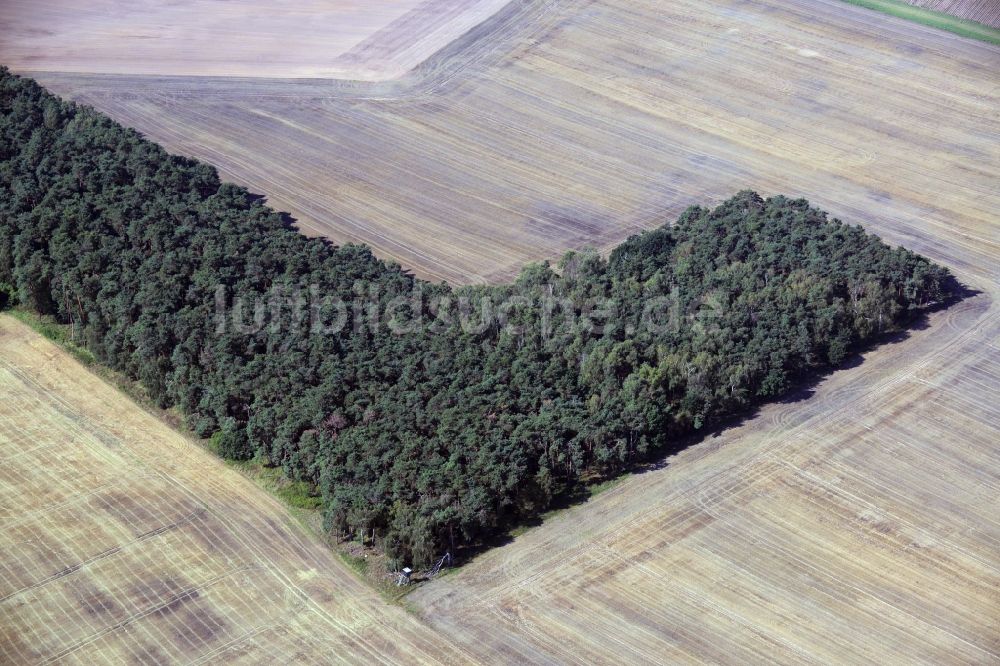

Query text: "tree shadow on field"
[232, 187, 980, 572]
[453, 487, 596, 564]
[246, 192, 299, 231]
[456, 279, 979, 566]
[637, 277, 978, 469]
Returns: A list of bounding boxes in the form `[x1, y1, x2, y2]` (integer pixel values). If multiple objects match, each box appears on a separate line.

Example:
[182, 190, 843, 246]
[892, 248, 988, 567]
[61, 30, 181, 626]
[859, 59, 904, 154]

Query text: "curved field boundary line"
[9, 0, 576, 102]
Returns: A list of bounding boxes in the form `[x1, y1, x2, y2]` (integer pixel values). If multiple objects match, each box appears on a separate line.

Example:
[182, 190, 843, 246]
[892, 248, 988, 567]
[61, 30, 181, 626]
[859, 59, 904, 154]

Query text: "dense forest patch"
[0, 68, 956, 566]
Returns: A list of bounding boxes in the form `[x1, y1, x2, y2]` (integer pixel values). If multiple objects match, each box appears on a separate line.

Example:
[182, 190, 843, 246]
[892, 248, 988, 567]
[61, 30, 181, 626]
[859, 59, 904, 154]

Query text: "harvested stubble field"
[17, 0, 1000, 284]
[0, 0, 511, 80]
[0, 316, 468, 664]
[2, 0, 1000, 663]
[904, 0, 1000, 27]
[412, 286, 1000, 662]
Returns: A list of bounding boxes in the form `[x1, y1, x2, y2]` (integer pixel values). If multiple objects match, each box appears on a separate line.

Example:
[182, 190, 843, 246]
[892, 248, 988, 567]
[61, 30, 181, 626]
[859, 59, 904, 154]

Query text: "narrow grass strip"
[840, 0, 1000, 45]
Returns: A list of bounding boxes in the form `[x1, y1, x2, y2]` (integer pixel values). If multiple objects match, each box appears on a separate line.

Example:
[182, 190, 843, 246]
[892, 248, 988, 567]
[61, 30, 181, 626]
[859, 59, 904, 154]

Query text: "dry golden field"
[0, 0, 510, 80]
[0, 316, 469, 664]
[17, 0, 1000, 284]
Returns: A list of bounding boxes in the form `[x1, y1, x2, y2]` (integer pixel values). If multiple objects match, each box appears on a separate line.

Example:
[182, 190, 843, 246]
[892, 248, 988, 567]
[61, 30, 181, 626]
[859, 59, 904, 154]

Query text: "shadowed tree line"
[0, 68, 956, 566]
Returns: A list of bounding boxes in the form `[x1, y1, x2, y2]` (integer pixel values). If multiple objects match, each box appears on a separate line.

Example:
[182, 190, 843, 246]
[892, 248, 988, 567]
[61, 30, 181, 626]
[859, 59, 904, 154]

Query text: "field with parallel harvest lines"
[905, 0, 1000, 27]
[0, 316, 470, 664]
[0, 0, 512, 80]
[17, 0, 999, 284]
[1, 0, 998, 663]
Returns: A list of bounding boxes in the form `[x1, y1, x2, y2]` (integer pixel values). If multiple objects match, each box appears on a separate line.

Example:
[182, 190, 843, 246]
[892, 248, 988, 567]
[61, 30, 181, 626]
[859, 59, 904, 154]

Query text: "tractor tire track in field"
[0, 318, 468, 664]
[1, 0, 998, 661]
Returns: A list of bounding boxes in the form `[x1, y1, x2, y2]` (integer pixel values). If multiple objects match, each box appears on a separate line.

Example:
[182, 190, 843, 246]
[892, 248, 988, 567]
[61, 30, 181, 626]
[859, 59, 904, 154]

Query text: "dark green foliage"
[0, 281, 15, 309]
[0, 68, 955, 567]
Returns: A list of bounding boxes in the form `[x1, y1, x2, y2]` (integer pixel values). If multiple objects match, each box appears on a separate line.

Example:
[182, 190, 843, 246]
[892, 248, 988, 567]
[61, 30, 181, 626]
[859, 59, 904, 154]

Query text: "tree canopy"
[0, 68, 955, 566]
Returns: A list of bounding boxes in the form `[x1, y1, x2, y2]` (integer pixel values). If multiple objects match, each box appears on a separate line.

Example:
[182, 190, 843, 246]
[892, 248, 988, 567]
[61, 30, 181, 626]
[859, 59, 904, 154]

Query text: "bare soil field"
[0, 0, 510, 80]
[0, 316, 467, 664]
[905, 0, 1000, 27]
[18, 0, 999, 284]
